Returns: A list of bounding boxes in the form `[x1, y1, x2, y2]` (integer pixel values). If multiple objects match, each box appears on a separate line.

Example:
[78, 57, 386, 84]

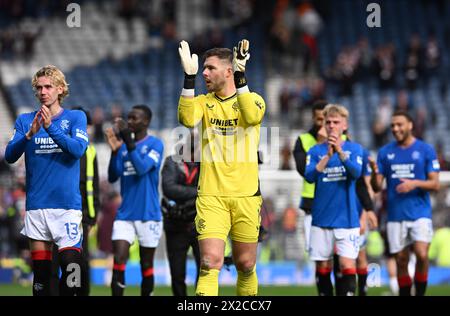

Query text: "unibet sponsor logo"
[35, 137, 55, 144]
[391, 164, 415, 179]
[210, 118, 238, 127]
[209, 118, 239, 135]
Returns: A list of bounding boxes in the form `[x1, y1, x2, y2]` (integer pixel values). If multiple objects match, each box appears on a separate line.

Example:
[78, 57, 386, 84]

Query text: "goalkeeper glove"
[116, 119, 136, 152]
[178, 40, 198, 90]
[233, 39, 250, 89]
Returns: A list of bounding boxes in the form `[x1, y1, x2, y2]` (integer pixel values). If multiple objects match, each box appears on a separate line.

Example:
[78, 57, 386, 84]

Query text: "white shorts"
[112, 220, 163, 248]
[309, 226, 360, 261]
[21, 209, 83, 250]
[387, 218, 433, 254]
[303, 213, 312, 251]
[359, 228, 369, 249]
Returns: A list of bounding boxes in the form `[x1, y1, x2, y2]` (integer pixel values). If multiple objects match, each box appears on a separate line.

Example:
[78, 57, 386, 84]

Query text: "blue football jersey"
[5, 109, 88, 211]
[305, 141, 363, 228]
[108, 135, 164, 221]
[377, 139, 440, 221]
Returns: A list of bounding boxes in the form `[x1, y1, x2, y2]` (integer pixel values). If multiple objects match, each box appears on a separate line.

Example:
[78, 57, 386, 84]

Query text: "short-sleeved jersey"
[305, 141, 363, 228]
[377, 139, 440, 221]
[178, 91, 265, 196]
[108, 135, 164, 221]
[5, 109, 88, 211]
[356, 148, 372, 215]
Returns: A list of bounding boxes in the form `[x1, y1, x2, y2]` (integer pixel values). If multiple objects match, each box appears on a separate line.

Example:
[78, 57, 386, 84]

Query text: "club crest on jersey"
[141, 145, 148, 154]
[197, 219, 206, 231]
[232, 102, 239, 112]
[387, 153, 395, 160]
[255, 100, 262, 109]
[60, 119, 70, 131]
[206, 103, 214, 110]
[412, 151, 420, 160]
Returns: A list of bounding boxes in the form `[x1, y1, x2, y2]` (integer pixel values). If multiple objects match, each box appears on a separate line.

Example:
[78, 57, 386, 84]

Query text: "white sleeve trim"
[181, 88, 195, 97]
[237, 86, 250, 95]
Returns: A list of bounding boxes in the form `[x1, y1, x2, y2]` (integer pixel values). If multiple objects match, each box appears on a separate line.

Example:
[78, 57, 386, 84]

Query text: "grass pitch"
[1, 284, 450, 296]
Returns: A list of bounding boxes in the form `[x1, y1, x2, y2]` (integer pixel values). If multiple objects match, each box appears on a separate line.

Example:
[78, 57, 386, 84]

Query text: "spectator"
[373, 44, 396, 90]
[424, 34, 441, 81]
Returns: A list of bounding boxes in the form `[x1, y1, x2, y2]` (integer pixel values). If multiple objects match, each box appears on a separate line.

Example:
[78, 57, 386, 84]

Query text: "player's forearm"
[4, 135, 27, 163]
[341, 157, 362, 179]
[315, 155, 330, 173]
[178, 96, 203, 128]
[237, 90, 265, 126]
[412, 179, 440, 192]
[129, 150, 156, 176]
[107, 153, 121, 183]
[370, 172, 383, 192]
[46, 124, 87, 159]
[305, 157, 325, 183]
[356, 177, 374, 211]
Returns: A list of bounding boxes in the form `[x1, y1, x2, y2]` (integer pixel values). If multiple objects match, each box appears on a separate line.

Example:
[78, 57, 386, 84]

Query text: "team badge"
[232, 102, 239, 112]
[60, 119, 70, 131]
[387, 153, 395, 160]
[412, 151, 420, 160]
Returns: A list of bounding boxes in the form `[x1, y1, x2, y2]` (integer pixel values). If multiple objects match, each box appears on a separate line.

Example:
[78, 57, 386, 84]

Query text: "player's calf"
[58, 248, 82, 296]
[141, 265, 154, 296]
[31, 250, 52, 296]
[316, 265, 333, 296]
[111, 262, 126, 296]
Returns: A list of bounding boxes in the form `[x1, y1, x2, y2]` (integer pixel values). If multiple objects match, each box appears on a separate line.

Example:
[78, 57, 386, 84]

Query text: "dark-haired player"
[370, 110, 440, 296]
[105, 105, 164, 296]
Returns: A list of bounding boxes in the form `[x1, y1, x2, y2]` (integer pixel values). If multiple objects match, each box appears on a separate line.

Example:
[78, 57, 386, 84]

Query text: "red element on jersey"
[414, 272, 428, 282]
[113, 263, 126, 271]
[398, 275, 413, 286]
[342, 268, 357, 275]
[183, 163, 199, 185]
[142, 267, 154, 277]
[357, 268, 368, 275]
[316, 267, 332, 275]
[58, 247, 81, 253]
[31, 250, 52, 260]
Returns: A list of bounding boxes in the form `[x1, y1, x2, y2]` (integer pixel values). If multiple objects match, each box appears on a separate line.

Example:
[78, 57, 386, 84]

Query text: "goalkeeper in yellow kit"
[177, 39, 266, 296]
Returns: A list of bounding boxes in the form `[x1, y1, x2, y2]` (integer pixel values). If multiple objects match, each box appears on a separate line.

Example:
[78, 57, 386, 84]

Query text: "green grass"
[1, 284, 450, 296]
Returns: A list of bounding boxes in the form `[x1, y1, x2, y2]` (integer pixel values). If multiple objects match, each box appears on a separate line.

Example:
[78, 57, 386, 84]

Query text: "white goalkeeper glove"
[178, 40, 198, 76]
[232, 39, 250, 73]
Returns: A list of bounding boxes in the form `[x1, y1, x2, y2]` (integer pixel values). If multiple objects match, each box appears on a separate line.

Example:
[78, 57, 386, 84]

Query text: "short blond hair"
[31, 65, 69, 104]
[323, 103, 349, 120]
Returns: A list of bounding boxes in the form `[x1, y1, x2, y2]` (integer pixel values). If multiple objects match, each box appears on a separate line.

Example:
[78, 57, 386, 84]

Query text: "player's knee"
[59, 248, 81, 267]
[200, 253, 223, 270]
[396, 254, 409, 268]
[234, 257, 256, 273]
[415, 250, 429, 263]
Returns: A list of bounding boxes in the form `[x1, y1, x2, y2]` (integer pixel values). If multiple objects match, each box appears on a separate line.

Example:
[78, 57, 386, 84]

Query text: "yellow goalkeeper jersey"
[178, 91, 266, 197]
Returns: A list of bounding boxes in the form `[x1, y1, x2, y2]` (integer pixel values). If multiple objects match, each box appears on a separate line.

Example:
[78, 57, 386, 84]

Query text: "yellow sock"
[196, 268, 220, 296]
[237, 266, 258, 296]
